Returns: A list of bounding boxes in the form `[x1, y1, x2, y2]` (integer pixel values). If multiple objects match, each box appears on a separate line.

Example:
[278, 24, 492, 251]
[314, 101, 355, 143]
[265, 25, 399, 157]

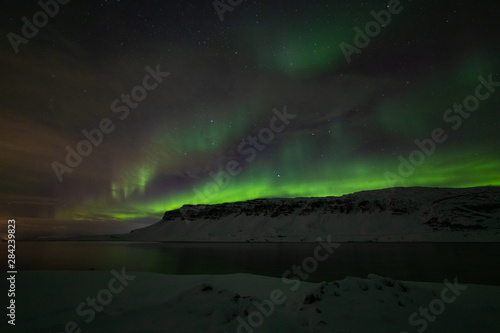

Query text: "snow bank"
[4, 271, 499, 333]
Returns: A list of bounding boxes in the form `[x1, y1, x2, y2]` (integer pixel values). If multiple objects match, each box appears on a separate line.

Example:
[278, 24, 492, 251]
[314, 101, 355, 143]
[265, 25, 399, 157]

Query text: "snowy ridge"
[123, 186, 500, 242]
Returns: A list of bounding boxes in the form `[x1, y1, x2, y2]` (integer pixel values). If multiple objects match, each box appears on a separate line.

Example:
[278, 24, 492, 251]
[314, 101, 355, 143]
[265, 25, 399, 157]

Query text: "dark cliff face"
[160, 187, 500, 232]
[162, 190, 425, 221]
[164, 198, 421, 220]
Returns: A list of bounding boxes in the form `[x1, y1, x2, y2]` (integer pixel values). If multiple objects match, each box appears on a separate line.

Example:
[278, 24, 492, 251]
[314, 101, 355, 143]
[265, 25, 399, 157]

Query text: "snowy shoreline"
[5, 270, 500, 333]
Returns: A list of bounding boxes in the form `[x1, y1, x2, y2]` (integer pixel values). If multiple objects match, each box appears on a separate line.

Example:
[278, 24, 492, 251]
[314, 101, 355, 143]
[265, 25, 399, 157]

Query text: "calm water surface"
[4, 241, 500, 285]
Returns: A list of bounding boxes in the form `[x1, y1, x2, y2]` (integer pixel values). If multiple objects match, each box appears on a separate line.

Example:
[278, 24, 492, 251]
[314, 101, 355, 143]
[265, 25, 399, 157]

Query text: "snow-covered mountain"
[122, 186, 500, 242]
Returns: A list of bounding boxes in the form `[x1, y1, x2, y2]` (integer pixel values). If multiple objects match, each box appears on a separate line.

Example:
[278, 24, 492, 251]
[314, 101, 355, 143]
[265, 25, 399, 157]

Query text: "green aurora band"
[52, 2, 500, 224]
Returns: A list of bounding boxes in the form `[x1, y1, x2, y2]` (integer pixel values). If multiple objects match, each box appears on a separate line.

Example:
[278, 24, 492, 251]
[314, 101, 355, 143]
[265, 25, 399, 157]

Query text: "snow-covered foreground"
[5, 271, 499, 333]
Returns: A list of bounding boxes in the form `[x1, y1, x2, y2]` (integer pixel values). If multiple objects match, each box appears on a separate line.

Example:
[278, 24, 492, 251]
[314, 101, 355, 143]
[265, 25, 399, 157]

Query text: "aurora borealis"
[1, 0, 499, 237]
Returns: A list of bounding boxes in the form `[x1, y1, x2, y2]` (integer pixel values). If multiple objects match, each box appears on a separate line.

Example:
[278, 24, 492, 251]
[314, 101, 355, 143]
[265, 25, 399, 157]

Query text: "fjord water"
[6, 241, 500, 285]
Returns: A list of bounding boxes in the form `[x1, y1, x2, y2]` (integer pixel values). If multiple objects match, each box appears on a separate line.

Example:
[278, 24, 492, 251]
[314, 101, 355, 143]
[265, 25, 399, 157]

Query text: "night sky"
[1, 0, 499, 237]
